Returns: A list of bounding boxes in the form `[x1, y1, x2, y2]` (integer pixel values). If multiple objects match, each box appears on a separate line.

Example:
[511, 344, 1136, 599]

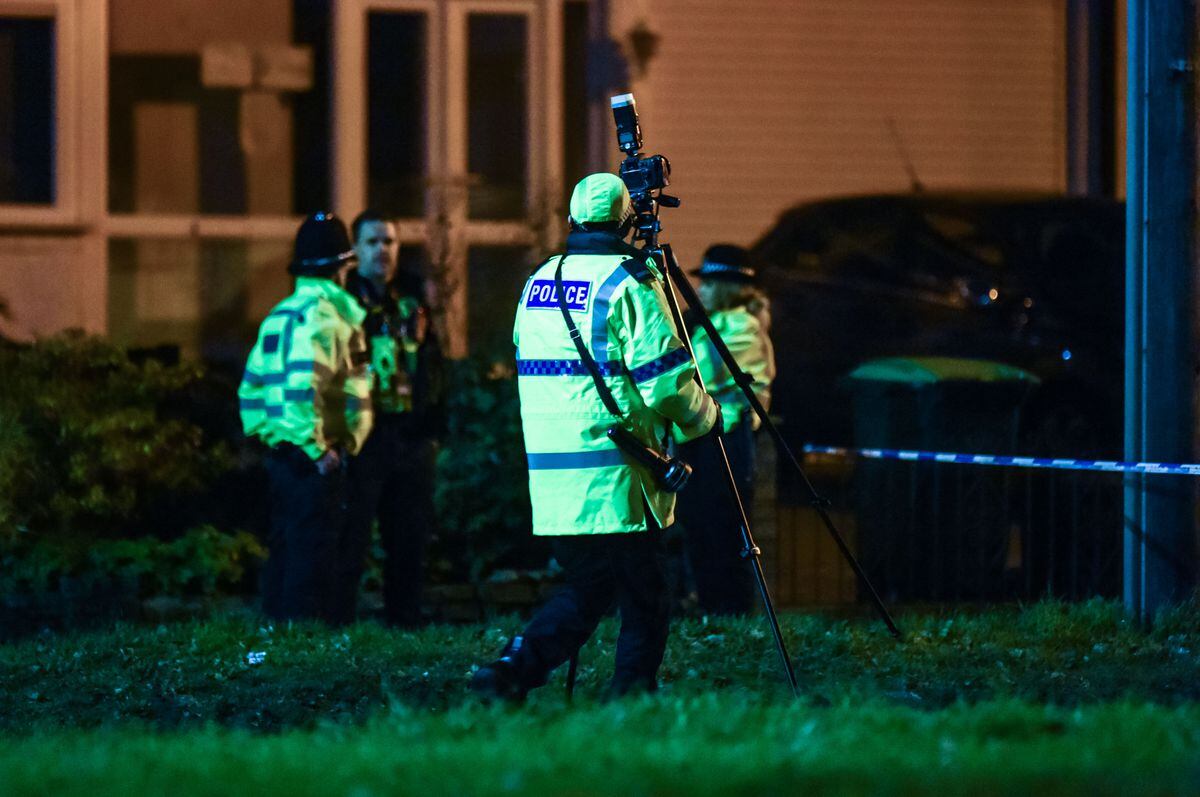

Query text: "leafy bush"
[432, 359, 544, 582]
[0, 334, 236, 543]
[0, 526, 265, 601]
[0, 335, 257, 625]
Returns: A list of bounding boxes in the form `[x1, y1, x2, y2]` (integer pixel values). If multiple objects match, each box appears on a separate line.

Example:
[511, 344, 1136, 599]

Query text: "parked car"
[751, 192, 1125, 458]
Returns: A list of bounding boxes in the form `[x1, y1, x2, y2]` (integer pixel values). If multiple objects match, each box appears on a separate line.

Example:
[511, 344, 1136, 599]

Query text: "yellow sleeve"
[612, 277, 717, 442]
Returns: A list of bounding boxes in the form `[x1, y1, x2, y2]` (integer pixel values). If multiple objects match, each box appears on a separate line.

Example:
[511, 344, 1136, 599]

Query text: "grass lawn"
[2, 600, 1199, 795]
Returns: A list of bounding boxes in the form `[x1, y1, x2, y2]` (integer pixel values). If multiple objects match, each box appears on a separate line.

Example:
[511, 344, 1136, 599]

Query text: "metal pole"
[1123, 0, 1196, 622]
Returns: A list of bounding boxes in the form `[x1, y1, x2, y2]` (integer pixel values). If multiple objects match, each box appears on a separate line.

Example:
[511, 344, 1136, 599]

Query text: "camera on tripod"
[610, 93, 679, 242]
[582, 92, 693, 493]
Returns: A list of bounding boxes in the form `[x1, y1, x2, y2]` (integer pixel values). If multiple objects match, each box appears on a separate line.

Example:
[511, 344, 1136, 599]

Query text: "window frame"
[334, 0, 443, 243]
[0, 0, 90, 228]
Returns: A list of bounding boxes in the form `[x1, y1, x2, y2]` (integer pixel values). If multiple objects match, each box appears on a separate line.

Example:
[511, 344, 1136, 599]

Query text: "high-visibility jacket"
[239, 276, 374, 460]
[345, 268, 445, 423]
[514, 230, 719, 536]
[691, 306, 775, 432]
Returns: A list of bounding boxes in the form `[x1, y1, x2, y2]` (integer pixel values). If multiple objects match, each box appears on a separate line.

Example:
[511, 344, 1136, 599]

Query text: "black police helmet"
[289, 212, 357, 277]
[690, 243, 756, 284]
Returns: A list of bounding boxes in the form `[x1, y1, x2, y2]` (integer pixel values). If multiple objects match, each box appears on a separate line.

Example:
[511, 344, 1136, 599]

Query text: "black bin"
[846, 357, 1038, 601]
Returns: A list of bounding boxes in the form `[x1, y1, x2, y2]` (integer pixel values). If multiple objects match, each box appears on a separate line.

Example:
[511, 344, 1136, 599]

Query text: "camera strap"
[553, 255, 626, 421]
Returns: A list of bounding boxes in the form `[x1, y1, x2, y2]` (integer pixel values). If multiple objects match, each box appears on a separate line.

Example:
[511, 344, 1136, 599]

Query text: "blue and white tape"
[802, 445, 1200, 476]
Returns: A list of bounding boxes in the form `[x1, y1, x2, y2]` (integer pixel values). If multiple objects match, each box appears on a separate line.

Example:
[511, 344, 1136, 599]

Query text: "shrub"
[0, 525, 265, 601]
[0, 334, 236, 543]
[0, 335, 256, 624]
[432, 359, 544, 582]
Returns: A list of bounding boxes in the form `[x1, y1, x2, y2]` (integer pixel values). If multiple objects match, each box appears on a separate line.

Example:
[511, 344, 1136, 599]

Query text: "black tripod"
[655, 246, 801, 696]
[656, 242, 903, 648]
[562, 92, 899, 701]
[623, 167, 900, 674]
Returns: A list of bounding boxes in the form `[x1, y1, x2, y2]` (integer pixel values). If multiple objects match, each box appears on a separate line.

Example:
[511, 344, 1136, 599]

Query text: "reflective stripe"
[269, 301, 315, 364]
[283, 387, 314, 402]
[591, 264, 630, 360]
[243, 370, 284, 386]
[629, 347, 691, 383]
[242, 359, 318, 386]
[267, 301, 316, 324]
[516, 358, 625, 377]
[705, 337, 727, 383]
[526, 449, 626, 470]
[269, 308, 305, 323]
[240, 398, 284, 419]
[680, 392, 713, 430]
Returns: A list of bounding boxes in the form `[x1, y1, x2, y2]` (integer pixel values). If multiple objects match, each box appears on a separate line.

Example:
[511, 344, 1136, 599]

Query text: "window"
[0, 17, 54, 204]
[107, 1, 332, 215]
[367, 11, 427, 218]
[108, 238, 292, 369]
[467, 14, 528, 220]
[561, 0, 588, 202]
[468, 245, 529, 358]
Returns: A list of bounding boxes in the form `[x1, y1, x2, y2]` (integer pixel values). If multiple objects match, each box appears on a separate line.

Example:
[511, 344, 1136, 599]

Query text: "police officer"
[676, 244, 776, 614]
[470, 173, 720, 701]
[333, 210, 445, 627]
[239, 212, 374, 622]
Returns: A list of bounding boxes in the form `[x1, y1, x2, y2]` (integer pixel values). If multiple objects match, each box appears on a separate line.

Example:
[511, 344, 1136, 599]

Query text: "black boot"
[469, 637, 528, 703]
[603, 673, 658, 701]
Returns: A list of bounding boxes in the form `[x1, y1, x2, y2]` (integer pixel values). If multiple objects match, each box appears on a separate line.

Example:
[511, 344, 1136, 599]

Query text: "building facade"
[0, 0, 1085, 365]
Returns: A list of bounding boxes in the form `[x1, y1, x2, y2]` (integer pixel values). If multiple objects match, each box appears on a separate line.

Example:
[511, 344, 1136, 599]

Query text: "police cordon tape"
[802, 445, 1200, 476]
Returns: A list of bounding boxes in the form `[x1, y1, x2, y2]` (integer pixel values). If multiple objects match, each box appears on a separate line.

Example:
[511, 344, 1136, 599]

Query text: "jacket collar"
[565, 229, 645, 260]
[295, 276, 367, 325]
[344, 268, 388, 308]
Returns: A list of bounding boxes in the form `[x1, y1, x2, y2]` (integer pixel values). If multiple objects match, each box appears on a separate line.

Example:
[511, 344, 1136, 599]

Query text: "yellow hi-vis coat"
[514, 230, 719, 535]
[691, 307, 775, 432]
[239, 276, 374, 460]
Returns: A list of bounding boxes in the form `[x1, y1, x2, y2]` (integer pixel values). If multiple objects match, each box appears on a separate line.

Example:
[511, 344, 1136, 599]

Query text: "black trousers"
[262, 444, 346, 622]
[507, 521, 670, 692]
[676, 417, 757, 614]
[334, 414, 436, 626]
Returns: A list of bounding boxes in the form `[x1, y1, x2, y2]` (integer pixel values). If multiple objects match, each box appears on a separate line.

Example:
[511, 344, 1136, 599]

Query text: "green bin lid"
[847, 356, 1040, 385]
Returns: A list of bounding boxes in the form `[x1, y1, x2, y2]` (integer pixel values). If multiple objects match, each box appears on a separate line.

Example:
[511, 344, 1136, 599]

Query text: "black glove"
[708, 401, 725, 438]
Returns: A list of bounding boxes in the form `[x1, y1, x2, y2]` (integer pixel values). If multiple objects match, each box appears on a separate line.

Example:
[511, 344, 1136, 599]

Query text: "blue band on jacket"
[629, 347, 691, 383]
[240, 398, 284, 418]
[526, 449, 626, 470]
[516, 358, 625, 377]
[591, 264, 631, 360]
[242, 359, 318, 386]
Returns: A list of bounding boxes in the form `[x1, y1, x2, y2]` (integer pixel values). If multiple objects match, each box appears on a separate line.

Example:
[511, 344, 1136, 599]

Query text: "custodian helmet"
[289, 212, 357, 277]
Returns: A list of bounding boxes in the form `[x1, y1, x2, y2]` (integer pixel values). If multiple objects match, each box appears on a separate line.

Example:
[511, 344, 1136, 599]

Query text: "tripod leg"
[657, 259, 801, 696]
[715, 437, 801, 698]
